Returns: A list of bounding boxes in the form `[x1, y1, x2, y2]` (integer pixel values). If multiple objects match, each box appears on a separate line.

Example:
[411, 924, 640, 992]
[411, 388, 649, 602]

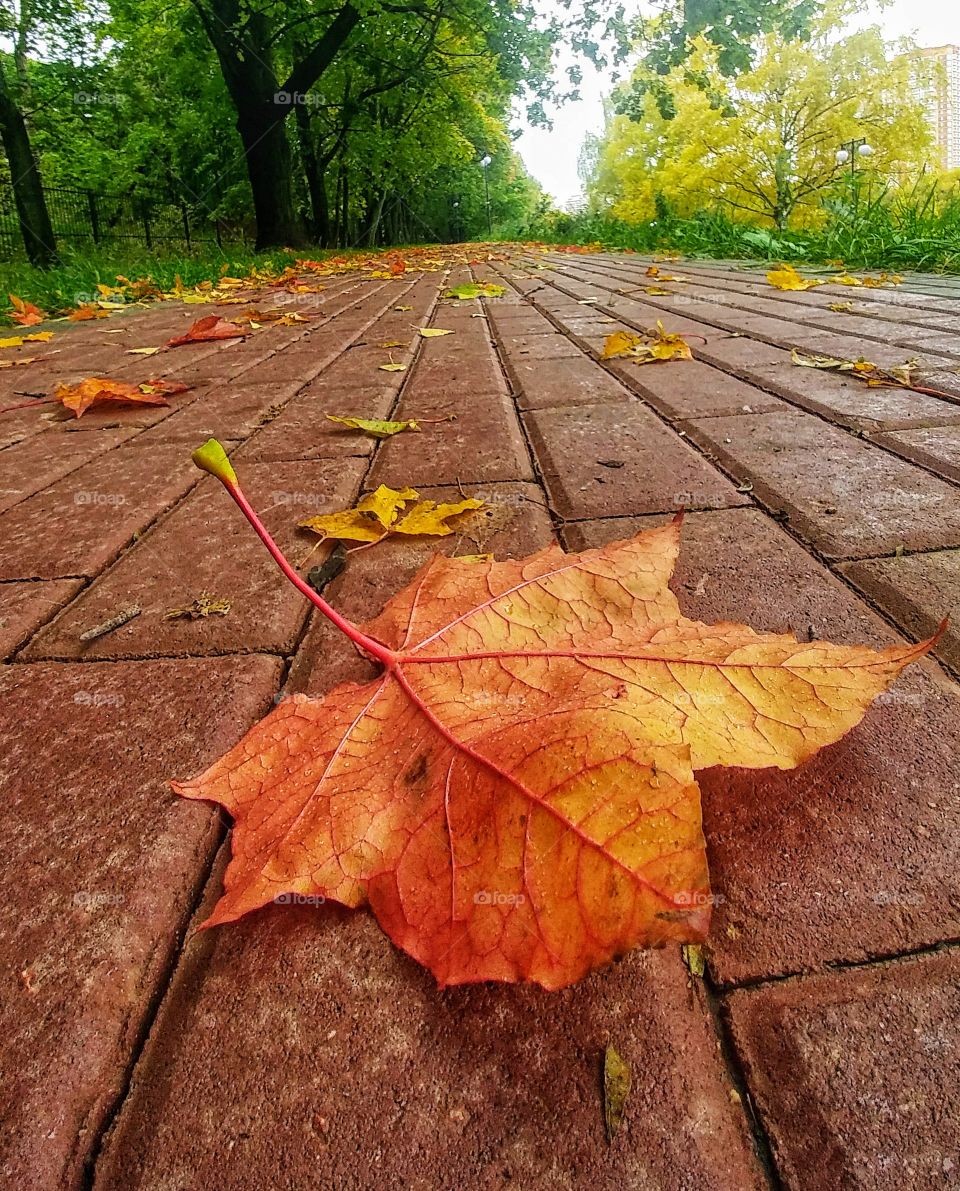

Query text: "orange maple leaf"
[67, 304, 110, 321]
[55, 377, 189, 417]
[167, 315, 249, 347]
[8, 294, 46, 326]
[173, 442, 936, 990]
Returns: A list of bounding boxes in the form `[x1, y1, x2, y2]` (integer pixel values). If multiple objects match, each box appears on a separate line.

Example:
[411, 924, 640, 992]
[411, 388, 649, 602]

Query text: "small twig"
[0, 394, 55, 416]
[80, 606, 141, 642]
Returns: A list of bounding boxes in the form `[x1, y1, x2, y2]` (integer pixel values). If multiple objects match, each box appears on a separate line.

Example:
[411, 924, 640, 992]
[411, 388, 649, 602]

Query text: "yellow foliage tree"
[591, 4, 935, 229]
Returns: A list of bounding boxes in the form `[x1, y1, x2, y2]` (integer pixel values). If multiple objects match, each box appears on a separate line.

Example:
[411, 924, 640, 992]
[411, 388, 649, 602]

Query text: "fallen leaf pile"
[790, 348, 953, 397]
[300, 484, 484, 544]
[0, 243, 595, 327]
[602, 321, 693, 365]
[833, 272, 903, 288]
[175, 443, 935, 989]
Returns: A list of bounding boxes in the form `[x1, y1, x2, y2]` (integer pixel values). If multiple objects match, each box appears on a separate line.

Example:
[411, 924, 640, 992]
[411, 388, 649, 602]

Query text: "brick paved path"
[1, 251, 958, 1190]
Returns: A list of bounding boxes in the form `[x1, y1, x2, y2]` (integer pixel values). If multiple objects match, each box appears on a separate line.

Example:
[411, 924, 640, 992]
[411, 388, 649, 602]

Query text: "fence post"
[87, 190, 101, 245]
[181, 202, 191, 250]
[215, 219, 222, 249]
[143, 211, 152, 250]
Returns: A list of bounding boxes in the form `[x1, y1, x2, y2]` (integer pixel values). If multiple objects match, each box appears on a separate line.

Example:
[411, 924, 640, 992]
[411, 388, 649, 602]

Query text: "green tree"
[0, 0, 92, 263]
[621, 0, 819, 119]
[592, 5, 934, 230]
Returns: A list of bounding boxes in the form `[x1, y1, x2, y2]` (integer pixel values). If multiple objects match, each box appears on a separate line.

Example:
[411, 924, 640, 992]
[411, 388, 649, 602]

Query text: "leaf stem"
[195, 444, 396, 665]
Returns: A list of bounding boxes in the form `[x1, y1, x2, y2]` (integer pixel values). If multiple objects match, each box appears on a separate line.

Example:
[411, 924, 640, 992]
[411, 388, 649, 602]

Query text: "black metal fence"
[0, 183, 245, 259]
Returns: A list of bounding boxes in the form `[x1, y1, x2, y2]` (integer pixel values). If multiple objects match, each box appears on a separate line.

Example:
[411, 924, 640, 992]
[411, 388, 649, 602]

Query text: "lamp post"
[480, 154, 492, 237]
[835, 138, 874, 179]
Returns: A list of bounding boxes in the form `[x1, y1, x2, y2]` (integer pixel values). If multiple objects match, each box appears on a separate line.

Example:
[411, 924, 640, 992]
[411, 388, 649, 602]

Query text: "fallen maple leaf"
[0, 331, 53, 348]
[326, 414, 421, 439]
[8, 295, 46, 325]
[166, 316, 249, 347]
[767, 264, 823, 291]
[643, 265, 687, 282]
[827, 302, 854, 313]
[300, 483, 482, 543]
[418, 327, 454, 338]
[173, 442, 935, 989]
[55, 377, 189, 417]
[602, 322, 693, 364]
[68, 304, 111, 321]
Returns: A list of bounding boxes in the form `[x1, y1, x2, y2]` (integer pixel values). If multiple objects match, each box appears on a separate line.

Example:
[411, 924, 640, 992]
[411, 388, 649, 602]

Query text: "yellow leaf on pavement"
[379, 362, 407, 372]
[767, 264, 823, 291]
[602, 322, 692, 365]
[0, 330, 53, 348]
[326, 414, 421, 439]
[300, 485, 483, 545]
[392, 497, 484, 536]
[602, 330, 645, 359]
[418, 328, 454, 337]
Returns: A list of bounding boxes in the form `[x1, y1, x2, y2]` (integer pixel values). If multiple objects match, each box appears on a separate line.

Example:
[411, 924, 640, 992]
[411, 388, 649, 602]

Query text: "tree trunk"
[237, 103, 307, 250]
[366, 189, 388, 246]
[197, 1, 360, 251]
[340, 169, 350, 247]
[0, 61, 58, 267]
[295, 104, 329, 243]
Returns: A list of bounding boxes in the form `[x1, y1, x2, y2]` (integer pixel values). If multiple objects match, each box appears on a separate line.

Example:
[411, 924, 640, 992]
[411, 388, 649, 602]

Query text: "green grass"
[527, 180, 960, 273]
[0, 244, 319, 323]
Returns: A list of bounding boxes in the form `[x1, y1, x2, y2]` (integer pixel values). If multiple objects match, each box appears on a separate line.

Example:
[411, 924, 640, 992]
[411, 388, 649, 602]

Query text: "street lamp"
[480, 154, 492, 237]
[836, 138, 874, 178]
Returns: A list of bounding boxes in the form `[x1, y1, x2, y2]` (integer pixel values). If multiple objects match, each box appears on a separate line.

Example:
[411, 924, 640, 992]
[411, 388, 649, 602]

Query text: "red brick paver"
[2, 250, 958, 1190]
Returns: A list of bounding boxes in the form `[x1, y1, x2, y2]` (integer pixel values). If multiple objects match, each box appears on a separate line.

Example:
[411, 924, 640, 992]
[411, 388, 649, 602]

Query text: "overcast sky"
[514, 0, 960, 208]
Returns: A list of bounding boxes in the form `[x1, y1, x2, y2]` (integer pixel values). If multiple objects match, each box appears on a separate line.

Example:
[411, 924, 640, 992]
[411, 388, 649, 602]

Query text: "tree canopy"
[1, 0, 613, 256]
[590, 3, 935, 230]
